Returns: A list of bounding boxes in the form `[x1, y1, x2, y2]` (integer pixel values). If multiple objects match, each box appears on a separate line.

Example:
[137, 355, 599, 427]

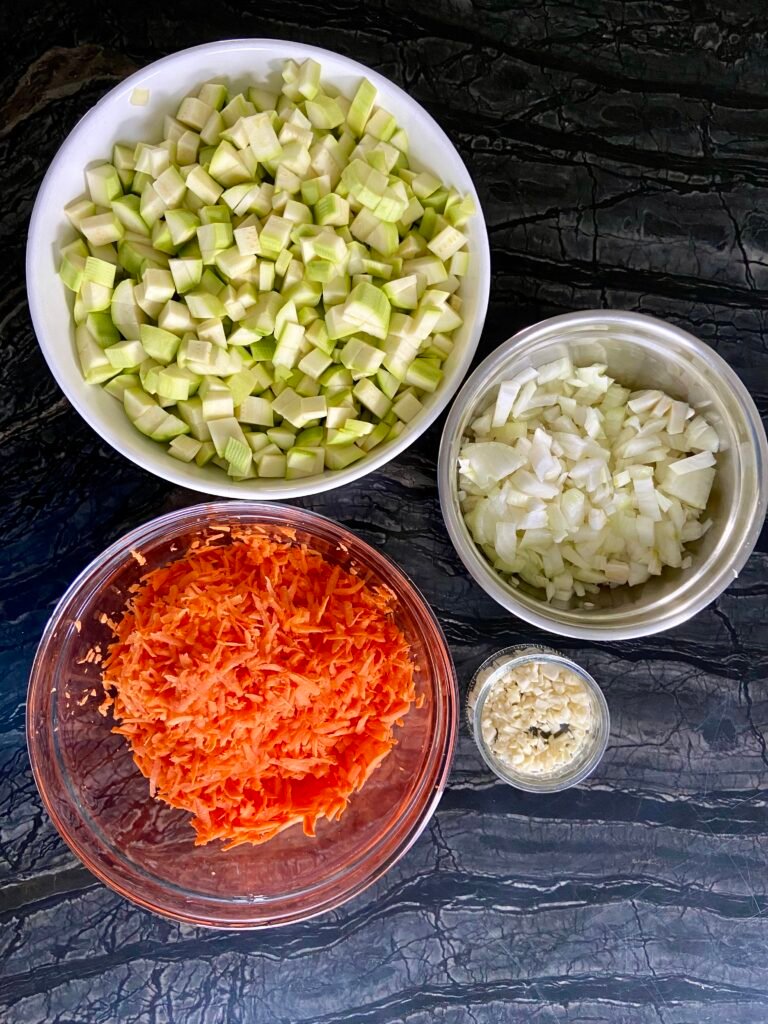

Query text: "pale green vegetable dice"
[59, 56, 473, 481]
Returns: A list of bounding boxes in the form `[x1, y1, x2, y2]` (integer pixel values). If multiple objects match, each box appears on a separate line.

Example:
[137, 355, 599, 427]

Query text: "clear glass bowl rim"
[26, 500, 459, 928]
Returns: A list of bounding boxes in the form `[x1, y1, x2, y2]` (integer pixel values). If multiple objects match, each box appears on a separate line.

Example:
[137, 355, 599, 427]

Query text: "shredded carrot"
[101, 525, 417, 848]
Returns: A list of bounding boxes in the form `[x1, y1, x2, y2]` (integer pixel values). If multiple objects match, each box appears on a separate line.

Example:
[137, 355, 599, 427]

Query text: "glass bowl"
[27, 501, 458, 928]
[466, 645, 610, 793]
[438, 310, 768, 640]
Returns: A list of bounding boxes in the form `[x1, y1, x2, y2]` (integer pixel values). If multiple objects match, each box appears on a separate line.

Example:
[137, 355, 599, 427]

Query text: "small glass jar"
[467, 645, 610, 793]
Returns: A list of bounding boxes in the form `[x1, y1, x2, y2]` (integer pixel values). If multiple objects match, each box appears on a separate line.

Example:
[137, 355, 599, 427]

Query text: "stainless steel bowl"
[438, 310, 768, 640]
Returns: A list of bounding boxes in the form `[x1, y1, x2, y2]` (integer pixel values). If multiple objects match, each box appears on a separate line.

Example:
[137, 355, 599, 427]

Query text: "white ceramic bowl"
[27, 39, 490, 499]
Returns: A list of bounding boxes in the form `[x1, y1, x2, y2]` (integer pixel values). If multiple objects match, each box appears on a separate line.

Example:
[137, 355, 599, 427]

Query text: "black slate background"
[3, 1, 768, 1021]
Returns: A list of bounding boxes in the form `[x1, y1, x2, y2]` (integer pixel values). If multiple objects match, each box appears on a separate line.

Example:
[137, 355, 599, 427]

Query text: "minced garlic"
[479, 659, 593, 776]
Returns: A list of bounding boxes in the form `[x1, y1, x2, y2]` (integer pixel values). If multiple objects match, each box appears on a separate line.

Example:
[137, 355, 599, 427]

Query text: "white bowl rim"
[26, 37, 491, 500]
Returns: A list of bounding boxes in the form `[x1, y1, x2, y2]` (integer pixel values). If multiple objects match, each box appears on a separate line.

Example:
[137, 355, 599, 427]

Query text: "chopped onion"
[668, 451, 716, 475]
[458, 361, 719, 603]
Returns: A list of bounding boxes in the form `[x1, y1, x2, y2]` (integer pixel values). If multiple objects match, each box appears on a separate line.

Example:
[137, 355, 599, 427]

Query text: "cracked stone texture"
[3, 0, 768, 1021]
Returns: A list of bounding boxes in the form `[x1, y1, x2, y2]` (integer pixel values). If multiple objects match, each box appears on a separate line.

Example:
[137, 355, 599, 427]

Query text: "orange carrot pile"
[100, 525, 416, 848]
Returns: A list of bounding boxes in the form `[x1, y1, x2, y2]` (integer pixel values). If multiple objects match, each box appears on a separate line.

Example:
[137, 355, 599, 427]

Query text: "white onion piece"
[457, 360, 719, 603]
[668, 451, 716, 475]
[668, 400, 690, 434]
[628, 390, 664, 413]
[458, 442, 526, 490]
[492, 368, 538, 427]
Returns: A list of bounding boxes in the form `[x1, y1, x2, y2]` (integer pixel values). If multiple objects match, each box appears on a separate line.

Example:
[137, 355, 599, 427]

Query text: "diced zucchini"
[347, 79, 377, 138]
[103, 372, 140, 400]
[209, 140, 251, 187]
[80, 212, 125, 246]
[260, 215, 292, 258]
[199, 378, 234, 419]
[110, 279, 146, 338]
[195, 318, 225, 349]
[156, 364, 201, 401]
[449, 250, 470, 276]
[446, 195, 476, 228]
[301, 174, 331, 206]
[237, 395, 274, 427]
[143, 268, 175, 303]
[158, 299, 196, 335]
[59, 59, 475, 482]
[164, 207, 198, 245]
[427, 225, 467, 261]
[79, 278, 113, 312]
[305, 94, 345, 130]
[257, 452, 287, 477]
[85, 311, 120, 348]
[393, 390, 423, 422]
[244, 431, 269, 454]
[140, 325, 180, 363]
[266, 426, 297, 451]
[58, 238, 89, 291]
[125, 387, 190, 441]
[353, 378, 391, 418]
[434, 304, 463, 333]
[243, 112, 283, 161]
[185, 164, 224, 203]
[169, 257, 203, 293]
[383, 275, 419, 309]
[86, 164, 122, 207]
[339, 337, 385, 374]
[200, 204, 231, 225]
[355, 419, 388, 452]
[207, 416, 249, 457]
[176, 397, 212, 441]
[105, 339, 146, 370]
[65, 196, 97, 231]
[224, 436, 253, 476]
[111, 194, 150, 236]
[75, 323, 118, 383]
[298, 346, 333, 379]
[178, 96, 214, 132]
[285, 445, 325, 478]
[315, 193, 350, 227]
[193, 440, 216, 466]
[154, 165, 187, 205]
[324, 443, 366, 470]
[404, 357, 443, 392]
[342, 281, 390, 339]
[176, 129, 201, 165]
[184, 290, 226, 319]
[168, 434, 203, 462]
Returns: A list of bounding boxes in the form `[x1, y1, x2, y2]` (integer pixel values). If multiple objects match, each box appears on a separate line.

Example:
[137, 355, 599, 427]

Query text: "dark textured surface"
[3, 1, 768, 1021]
